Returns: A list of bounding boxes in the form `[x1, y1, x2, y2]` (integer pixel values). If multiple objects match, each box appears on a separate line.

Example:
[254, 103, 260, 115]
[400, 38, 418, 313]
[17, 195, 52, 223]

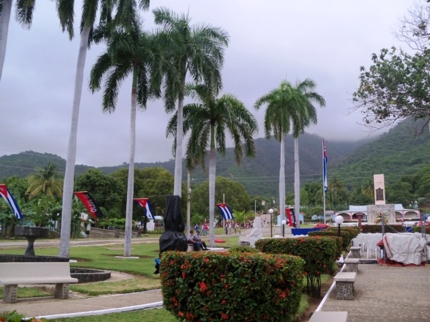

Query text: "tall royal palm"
[0, 1, 73, 81]
[289, 79, 325, 228]
[89, 16, 163, 257]
[167, 84, 258, 247]
[58, 0, 150, 258]
[255, 79, 324, 227]
[153, 7, 229, 198]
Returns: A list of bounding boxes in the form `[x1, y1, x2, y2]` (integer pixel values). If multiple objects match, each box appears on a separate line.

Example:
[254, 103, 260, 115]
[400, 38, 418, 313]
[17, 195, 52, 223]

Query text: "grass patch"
[50, 308, 177, 322]
[70, 276, 160, 296]
[0, 286, 51, 299]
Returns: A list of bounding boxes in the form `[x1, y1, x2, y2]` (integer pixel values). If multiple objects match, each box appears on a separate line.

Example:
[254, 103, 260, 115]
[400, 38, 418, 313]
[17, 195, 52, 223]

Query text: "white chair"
[366, 239, 379, 259]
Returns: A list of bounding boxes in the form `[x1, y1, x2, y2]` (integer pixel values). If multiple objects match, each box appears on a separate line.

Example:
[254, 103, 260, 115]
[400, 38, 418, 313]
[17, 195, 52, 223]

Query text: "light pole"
[281, 219, 286, 237]
[335, 215, 344, 237]
[269, 208, 274, 237]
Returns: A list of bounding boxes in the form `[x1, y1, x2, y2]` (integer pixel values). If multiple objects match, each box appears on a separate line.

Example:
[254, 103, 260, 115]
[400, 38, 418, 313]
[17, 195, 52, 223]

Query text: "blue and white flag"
[216, 203, 234, 220]
[0, 184, 23, 220]
[322, 138, 328, 193]
[134, 198, 154, 219]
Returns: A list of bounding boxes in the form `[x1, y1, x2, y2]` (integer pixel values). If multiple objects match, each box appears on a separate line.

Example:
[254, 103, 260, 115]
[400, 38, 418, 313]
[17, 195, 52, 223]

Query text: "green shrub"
[228, 246, 259, 254]
[255, 237, 337, 298]
[160, 251, 304, 322]
[0, 310, 25, 322]
[309, 227, 359, 251]
[412, 226, 430, 234]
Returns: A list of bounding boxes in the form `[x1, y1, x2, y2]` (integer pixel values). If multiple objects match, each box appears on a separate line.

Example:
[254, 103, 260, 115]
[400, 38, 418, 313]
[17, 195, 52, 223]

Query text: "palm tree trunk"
[124, 76, 138, 257]
[186, 169, 191, 235]
[0, 0, 12, 81]
[279, 134, 286, 230]
[58, 24, 91, 258]
[294, 137, 300, 228]
[173, 93, 184, 197]
[208, 147, 216, 248]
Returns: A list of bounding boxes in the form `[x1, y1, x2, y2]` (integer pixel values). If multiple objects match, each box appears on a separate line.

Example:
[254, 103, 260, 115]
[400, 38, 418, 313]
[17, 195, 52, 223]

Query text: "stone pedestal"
[367, 205, 396, 224]
[350, 246, 361, 258]
[14, 226, 49, 256]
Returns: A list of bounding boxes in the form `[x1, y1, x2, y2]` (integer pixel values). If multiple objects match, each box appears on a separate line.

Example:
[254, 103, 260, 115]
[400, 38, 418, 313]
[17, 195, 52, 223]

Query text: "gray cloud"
[0, 0, 414, 167]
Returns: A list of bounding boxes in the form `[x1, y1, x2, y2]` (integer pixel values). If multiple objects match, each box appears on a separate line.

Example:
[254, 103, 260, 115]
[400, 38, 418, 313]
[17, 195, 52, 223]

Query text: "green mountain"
[0, 151, 93, 179]
[331, 117, 430, 187]
[3, 118, 429, 197]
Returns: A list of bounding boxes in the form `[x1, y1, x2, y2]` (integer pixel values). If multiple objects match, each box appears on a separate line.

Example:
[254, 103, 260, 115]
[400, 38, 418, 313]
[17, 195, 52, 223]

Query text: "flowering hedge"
[255, 237, 337, 298]
[308, 227, 359, 250]
[160, 251, 304, 322]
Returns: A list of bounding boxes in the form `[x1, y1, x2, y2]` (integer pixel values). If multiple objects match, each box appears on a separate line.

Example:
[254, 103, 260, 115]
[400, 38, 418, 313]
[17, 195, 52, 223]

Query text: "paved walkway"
[318, 260, 430, 322]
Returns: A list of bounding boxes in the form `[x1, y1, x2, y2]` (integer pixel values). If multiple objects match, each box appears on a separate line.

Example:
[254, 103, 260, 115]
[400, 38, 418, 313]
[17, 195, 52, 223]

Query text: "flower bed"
[161, 251, 304, 322]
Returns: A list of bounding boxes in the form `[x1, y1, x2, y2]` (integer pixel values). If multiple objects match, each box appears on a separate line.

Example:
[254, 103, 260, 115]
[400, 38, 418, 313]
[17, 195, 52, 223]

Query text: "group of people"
[187, 230, 209, 251]
[194, 223, 209, 236]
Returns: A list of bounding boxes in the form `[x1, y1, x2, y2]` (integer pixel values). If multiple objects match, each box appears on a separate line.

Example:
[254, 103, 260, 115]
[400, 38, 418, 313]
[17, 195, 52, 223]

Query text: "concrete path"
[319, 262, 430, 322]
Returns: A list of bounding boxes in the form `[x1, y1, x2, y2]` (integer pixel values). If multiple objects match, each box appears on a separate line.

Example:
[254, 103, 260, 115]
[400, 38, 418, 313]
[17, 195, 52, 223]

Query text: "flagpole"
[322, 138, 327, 224]
[323, 189, 326, 224]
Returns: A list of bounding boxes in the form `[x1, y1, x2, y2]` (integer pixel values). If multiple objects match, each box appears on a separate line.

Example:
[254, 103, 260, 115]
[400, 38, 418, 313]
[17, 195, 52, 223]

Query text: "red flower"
[199, 281, 207, 292]
[178, 311, 184, 317]
[222, 299, 226, 304]
[221, 312, 229, 320]
[224, 284, 229, 289]
[182, 272, 186, 279]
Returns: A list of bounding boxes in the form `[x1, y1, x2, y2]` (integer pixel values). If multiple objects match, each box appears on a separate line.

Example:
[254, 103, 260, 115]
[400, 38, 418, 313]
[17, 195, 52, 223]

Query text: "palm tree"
[0, 0, 73, 81]
[89, 15, 163, 257]
[58, 0, 150, 258]
[329, 177, 344, 209]
[167, 83, 258, 247]
[153, 7, 229, 198]
[26, 163, 63, 200]
[289, 79, 325, 228]
[255, 79, 325, 228]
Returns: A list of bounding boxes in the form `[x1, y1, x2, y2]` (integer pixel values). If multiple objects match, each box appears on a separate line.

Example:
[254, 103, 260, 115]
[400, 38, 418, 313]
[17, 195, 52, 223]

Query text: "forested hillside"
[0, 134, 370, 197]
[331, 118, 430, 187]
[0, 151, 92, 179]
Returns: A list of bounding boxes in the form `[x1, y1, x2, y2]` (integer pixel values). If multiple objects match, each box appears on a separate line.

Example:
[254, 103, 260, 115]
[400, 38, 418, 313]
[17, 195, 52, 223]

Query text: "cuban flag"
[322, 138, 328, 193]
[134, 198, 154, 220]
[0, 184, 23, 220]
[216, 203, 234, 220]
[75, 191, 104, 218]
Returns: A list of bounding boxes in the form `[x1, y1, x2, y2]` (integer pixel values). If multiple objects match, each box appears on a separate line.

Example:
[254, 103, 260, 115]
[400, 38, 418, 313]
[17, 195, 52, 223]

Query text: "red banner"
[75, 191, 104, 218]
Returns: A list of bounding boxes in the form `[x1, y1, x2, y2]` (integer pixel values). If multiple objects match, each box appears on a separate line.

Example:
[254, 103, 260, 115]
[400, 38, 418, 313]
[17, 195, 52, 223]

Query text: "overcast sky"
[0, 0, 418, 167]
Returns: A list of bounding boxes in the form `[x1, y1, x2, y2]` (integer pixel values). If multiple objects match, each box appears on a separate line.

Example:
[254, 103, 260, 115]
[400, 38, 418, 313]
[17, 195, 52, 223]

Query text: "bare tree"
[395, 0, 430, 51]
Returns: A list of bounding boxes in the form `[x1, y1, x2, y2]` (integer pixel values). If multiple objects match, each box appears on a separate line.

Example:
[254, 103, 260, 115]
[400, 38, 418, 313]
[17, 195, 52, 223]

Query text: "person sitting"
[187, 230, 202, 251]
[194, 230, 209, 250]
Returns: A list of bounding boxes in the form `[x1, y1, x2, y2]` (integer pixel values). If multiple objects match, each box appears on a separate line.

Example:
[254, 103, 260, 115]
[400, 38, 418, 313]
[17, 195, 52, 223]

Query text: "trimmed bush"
[412, 226, 430, 234]
[255, 237, 337, 298]
[309, 227, 359, 251]
[161, 251, 304, 322]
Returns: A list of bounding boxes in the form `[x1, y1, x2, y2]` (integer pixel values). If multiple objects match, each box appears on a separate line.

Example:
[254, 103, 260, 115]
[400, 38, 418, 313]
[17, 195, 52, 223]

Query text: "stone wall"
[89, 227, 137, 239]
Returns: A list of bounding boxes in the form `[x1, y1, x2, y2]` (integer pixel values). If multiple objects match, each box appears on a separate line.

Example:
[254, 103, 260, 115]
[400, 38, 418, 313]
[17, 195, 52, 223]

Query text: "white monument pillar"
[374, 174, 386, 205]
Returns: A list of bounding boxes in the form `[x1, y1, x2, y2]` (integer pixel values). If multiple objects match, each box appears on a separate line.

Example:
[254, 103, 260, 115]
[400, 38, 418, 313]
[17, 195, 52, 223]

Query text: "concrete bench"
[0, 262, 78, 303]
[309, 311, 348, 322]
[349, 246, 361, 258]
[334, 272, 356, 300]
[344, 257, 359, 273]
